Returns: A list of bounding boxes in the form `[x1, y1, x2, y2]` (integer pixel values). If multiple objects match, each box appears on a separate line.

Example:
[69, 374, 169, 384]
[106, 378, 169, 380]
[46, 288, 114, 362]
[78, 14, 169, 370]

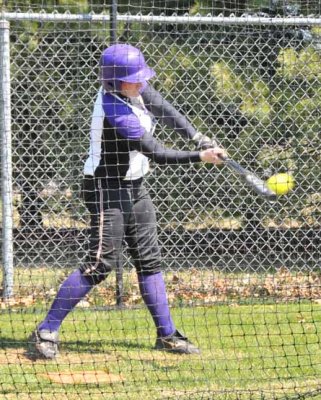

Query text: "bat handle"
[218, 154, 228, 162]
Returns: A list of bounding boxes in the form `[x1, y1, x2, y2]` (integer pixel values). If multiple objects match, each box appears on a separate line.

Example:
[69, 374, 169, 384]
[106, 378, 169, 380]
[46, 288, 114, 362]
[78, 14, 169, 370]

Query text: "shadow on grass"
[0, 337, 27, 350]
[61, 338, 152, 353]
[0, 335, 153, 362]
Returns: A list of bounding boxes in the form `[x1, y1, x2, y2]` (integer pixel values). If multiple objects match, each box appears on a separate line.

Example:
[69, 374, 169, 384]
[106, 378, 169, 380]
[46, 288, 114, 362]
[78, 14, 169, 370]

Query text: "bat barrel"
[220, 156, 277, 202]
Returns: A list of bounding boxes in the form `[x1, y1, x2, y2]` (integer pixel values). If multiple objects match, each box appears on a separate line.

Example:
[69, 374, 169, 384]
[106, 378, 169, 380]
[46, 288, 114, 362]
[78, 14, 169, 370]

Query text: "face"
[120, 81, 144, 98]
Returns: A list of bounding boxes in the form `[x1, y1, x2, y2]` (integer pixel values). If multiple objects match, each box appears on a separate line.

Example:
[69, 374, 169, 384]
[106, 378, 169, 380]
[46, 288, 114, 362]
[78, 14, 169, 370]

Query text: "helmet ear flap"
[101, 79, 122, 93]
[99, 67, 122, 92]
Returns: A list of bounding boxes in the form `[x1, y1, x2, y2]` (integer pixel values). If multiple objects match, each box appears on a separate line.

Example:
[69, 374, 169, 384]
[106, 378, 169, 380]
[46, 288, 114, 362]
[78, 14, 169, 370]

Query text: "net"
[0, 1, 321, 399]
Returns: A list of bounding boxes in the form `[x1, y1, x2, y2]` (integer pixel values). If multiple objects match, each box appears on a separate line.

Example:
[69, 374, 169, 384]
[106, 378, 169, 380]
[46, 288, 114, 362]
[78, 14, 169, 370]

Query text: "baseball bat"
[219, 155, 277, 202]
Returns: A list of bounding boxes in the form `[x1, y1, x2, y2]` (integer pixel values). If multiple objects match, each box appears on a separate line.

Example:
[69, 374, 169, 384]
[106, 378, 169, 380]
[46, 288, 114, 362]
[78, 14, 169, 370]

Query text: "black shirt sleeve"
[128, 131, 201, 165]
[141, 84, 198, 140]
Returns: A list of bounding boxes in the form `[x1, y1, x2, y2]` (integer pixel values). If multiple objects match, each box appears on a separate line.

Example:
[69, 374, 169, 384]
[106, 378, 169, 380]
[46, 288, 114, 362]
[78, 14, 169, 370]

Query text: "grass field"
[1, 296, 321, 399]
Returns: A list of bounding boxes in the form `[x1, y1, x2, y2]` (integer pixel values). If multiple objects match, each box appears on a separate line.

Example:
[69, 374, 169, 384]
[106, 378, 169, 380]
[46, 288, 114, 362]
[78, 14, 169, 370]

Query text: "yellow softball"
[266, 173, 295, 195]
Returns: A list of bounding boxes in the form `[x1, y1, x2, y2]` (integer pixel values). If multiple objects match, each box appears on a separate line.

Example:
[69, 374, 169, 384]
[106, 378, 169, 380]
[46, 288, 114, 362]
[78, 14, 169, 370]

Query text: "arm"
[141, 83, 218, 149]
[129, 131, 201, 165]
[141, 83, 197, 140]
[128, 131, 225, 166]
[105, 93, 225, 165]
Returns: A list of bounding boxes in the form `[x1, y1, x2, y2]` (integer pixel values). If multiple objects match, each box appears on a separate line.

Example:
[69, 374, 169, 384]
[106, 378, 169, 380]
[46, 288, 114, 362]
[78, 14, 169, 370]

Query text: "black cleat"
[28, 329, 59, 360]
[155, 330, 200, 354]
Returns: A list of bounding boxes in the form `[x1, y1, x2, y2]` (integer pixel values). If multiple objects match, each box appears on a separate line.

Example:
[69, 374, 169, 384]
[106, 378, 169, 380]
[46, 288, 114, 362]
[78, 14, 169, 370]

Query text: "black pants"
[80, 176, 162, 284]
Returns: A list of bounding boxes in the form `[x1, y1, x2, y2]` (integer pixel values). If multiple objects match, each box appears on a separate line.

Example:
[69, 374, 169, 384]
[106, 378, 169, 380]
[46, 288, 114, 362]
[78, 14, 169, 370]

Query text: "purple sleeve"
[102, 94, 145, 139]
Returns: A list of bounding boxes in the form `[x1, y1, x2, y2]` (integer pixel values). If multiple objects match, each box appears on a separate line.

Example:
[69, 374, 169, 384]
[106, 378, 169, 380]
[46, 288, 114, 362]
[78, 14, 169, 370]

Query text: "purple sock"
[138, 272, 176, 338]
[38, 269, 94, 332]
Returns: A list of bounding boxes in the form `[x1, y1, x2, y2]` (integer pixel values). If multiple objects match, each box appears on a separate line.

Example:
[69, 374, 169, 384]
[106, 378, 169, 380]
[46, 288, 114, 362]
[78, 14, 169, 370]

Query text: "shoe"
[155, 330, 200, 354]
[28, 329, 59, 359]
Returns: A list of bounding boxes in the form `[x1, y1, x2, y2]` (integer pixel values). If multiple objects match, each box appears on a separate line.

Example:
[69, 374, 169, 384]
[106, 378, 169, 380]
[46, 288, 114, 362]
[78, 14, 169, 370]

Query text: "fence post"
[0, 19, 14, 299]
[110, 0, 118, 44]
[109, 0, 123, 306]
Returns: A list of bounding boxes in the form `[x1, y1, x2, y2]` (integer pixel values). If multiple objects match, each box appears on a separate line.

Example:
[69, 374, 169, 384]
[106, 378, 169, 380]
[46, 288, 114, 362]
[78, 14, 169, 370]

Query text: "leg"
[38, 208, 124, 331]
[29, 269, 93, 359]
[38, 269, 93, 333]
[137, 272, 175, 337]
[126, 185, 200, 354]
[138, 271, 201, 353]
[30, 205, 125, 359]
[125, 186, 175, 336]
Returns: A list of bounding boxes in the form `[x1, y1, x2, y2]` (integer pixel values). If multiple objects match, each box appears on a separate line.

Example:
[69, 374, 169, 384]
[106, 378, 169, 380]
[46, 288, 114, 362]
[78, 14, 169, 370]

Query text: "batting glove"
[193, 132, 218, 150]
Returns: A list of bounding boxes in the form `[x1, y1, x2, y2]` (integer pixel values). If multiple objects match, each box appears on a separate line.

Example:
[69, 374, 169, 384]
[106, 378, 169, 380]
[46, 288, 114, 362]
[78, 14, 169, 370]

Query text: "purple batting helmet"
[100, 44, 155, 91]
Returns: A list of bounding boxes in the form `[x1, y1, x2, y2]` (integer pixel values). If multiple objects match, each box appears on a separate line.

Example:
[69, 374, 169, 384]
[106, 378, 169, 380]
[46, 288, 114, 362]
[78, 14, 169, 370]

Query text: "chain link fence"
[0, 2, 321, 399]
[3, 10, 320, 273]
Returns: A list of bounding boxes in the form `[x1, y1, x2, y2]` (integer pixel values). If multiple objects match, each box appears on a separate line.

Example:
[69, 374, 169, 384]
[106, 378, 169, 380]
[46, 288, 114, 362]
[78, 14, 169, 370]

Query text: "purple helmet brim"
[120, 66, 156, 83]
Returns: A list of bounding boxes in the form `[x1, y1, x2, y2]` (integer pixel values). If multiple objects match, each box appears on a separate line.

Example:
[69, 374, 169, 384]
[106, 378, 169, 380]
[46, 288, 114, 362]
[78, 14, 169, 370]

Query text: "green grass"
[1, 302, 321, 399]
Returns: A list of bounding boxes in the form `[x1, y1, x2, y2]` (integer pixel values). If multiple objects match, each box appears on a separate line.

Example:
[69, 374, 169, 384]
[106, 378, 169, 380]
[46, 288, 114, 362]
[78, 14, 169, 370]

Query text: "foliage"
[1, 0, 320, 231]
[4, 267, 321, 308]
[147, 23, 321, 227]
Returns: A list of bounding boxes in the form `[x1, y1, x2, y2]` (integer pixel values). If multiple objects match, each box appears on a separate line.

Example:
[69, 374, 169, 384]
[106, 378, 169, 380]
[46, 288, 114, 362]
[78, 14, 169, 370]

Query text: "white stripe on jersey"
[83, 88, 154, 180]
[83, 88, 104, 176]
